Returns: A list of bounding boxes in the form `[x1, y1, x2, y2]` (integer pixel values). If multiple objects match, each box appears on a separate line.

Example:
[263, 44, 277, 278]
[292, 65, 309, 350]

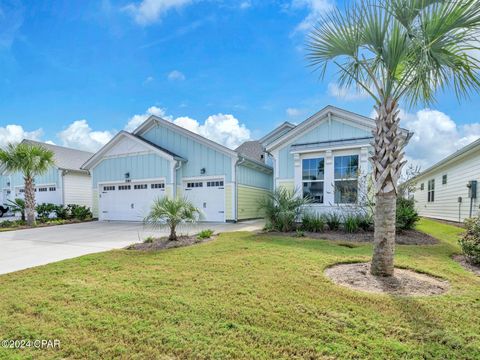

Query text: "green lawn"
[0, 219, 479, 359]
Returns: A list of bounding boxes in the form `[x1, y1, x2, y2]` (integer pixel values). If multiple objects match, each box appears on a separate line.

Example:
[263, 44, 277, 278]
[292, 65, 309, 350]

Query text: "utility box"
[467, 180, 477, 199]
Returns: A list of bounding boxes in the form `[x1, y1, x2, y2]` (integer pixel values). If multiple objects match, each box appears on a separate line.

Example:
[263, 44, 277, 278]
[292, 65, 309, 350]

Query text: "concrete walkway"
[0, 220, 264, 275]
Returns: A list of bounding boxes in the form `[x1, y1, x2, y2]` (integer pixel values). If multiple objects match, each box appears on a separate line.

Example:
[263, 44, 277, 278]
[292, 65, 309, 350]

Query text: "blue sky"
[1, 0, 479, 169]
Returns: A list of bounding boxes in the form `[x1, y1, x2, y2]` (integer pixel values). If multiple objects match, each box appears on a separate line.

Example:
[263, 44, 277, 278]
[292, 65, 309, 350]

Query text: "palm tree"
[144, 197, 201, 241]
[0, 143, 55, 226]
[6, 198, 26, 221]
[307, 0, 480, 276]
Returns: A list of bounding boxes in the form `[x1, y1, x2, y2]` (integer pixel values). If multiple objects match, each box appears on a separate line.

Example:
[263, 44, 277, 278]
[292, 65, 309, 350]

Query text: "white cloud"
[328, 82, 369, 101]
[167, 70, 186, 81]
[291, 0, 334, 32]
[124, 106, 168, 132]
[399, 109, 480, 170]
[286, 107, 303, 117]
[239, 1, 252, 10]
[58, 120, 114, 152]
[143, 76, 154, 85]
[0, 124, 43, 148]
[123, 0, 192, 26]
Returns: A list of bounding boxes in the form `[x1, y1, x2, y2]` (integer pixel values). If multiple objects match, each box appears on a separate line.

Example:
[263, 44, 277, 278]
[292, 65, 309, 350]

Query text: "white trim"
[97, 177, 167, 186]
[14, 183, 57, 188]
[133, 116, 239, 159]
[259, 121, 296, 145]
[290, 143, 372, 154]
[181, 175, 227, 182]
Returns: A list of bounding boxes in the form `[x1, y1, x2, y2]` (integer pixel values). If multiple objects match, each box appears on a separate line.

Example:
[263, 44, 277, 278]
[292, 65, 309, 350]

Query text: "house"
[82, 116, 273, 222]
[0, 140, 93, 208]
[263, 106, 409, 215]
[410, 138, 480, 222]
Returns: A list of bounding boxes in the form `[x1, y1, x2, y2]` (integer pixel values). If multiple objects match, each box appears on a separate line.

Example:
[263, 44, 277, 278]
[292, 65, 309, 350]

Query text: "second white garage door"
[184, 179, 225, 222]
[99, 181, 166, 221]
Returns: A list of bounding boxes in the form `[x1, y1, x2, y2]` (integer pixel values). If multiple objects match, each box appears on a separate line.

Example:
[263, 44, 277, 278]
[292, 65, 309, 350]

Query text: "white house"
[410, 138, 480, 222]
[0, 140, 94, 209]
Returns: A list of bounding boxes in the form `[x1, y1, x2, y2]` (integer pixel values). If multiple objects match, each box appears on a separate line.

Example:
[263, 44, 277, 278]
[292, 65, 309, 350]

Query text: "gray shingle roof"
[235, 141, 265, 163]
[22, 139, 94, 173]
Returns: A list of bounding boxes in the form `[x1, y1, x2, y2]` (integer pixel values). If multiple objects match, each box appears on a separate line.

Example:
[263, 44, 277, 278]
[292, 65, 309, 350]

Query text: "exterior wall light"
[200, 168, 206, 175]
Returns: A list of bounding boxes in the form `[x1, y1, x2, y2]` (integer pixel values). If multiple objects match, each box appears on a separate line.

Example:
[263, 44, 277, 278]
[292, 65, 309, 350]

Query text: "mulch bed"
[325, 262, 450, 296]
[261, 229, 438, 245]
[452, 255, 480, 276]
[126, 235, 214, 251]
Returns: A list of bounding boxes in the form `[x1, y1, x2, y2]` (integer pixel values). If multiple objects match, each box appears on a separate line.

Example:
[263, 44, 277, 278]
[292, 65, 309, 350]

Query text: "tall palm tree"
[0, 142, 55, 226]
[307, 0, 480, 276]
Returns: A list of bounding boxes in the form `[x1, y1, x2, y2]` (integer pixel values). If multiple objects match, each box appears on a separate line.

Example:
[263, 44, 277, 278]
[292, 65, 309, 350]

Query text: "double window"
[302, 158, 324, 203]
[334, 155, 359, 204]
[428, 179, 435, 202]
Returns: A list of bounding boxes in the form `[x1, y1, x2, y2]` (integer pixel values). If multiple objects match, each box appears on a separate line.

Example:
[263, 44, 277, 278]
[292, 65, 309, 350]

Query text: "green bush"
[357, 213, 373, 231]
[258, 188, 311, 232]
[0, 220, 15, 228]
[325, 212, 341, 231]
[68, 204, 93, 221]
[198, 229, 214, 239]
[301, 212, 325, 232]
[396, 197, 420, 231]
[53, 205, 69, 220]
[343, 214, 360, 233]
[459, 216, 480, 265]
[143, 236, 155, 244]
[36, 203, 56, 221]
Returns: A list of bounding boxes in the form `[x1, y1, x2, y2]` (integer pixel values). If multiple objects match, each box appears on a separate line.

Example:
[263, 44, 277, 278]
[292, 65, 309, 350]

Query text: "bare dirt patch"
[262, 229, 438, 245]
[325, 262, 449, 296]
[126, 235, 214, 251]
[452, 255, 480, 276]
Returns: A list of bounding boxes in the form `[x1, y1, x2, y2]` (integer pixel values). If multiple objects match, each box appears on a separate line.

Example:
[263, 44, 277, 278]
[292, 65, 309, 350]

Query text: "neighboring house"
[82, 116, 273, 222]
[263, 106, 410, 215]
[410, 138, 480, 222]
[0, 140, 93, 208]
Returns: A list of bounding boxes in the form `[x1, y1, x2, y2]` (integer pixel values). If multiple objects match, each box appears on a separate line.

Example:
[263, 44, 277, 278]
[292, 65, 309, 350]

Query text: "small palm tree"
[0, 143, 55, 226]
[6, 198, 26, 221]
[144, 197, 201, 241]
[258, 187, 312, 232]
[307, 0, 480, 276]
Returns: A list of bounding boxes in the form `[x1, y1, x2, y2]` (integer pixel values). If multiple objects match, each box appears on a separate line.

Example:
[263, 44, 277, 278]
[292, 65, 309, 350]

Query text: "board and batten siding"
[413, 148, 480, 222]
[92, 153, 172, 188]
[275, 117, 371, 180]
[236, 163, 273, 220]
[142, 124, 234, 181]
[63, 173, 93, 208]
[9, 166, 60, 188]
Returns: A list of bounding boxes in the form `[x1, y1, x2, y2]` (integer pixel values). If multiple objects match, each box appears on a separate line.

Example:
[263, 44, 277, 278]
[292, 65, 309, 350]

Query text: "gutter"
[234, 156, 247, 222]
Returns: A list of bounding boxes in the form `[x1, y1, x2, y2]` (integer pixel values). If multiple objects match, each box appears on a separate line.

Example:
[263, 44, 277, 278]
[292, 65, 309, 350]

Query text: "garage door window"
[103, 185, 115, 191]
[49, 187, 56, 191]
[151, 183, 165, 189]
[38, 187, 48, 192]
[187, 182, 203, 188]
[118, 185, 131, 190]
[207, 181, 224, 187]
[134, 184, 148, 190]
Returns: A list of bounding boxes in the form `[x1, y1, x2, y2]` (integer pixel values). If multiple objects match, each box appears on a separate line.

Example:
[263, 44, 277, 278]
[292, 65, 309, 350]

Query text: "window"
[103, 185, 115, 191]
[420, 183, 424, 190]
[442, 174, 447, 185]
[134, 184, 147, 190]
[207, 181, 224, 187]
[118, 185, 131, 191]
[38, 187, 48, 192]
[428, 179, 435, 202]
[334, 155, 359, 204]
[302, 158, 324, 203]
[151, 183, 165, 189]
[19, 188, 25, 193]
[49, 187, 56, 192]
[187, 182, 203, 188]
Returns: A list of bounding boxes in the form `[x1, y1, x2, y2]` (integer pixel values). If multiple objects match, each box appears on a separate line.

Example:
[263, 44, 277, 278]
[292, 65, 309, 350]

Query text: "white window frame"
[334, 154, 359, 204]
[301, 157, 325, 204]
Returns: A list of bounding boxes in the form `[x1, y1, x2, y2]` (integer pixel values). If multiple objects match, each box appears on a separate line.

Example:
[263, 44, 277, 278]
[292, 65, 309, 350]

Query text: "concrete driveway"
[0, 220, 264, 275]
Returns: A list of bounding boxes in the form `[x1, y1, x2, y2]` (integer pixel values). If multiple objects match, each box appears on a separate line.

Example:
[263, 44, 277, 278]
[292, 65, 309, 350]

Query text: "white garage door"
[184, 179, 225, 222]
[15, 185, 61, 205]
[99, 181, 166, 221]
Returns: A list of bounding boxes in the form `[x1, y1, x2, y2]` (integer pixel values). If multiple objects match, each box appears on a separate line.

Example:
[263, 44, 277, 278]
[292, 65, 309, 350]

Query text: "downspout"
[174, 160, 183, 198]
[234, 156, 246, 223]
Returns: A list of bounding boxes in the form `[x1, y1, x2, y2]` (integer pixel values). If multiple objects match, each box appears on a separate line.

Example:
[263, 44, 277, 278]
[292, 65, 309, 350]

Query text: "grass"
[0, 218, 479, 359]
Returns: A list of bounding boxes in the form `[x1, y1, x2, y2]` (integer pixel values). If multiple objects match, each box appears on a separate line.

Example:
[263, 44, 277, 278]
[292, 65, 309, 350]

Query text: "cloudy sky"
[1, 0, 479, 171]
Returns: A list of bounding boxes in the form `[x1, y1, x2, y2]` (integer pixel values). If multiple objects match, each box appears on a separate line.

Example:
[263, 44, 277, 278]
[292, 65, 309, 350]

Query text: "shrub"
[258, 188, 311, 232]
[396, 197, 420, 231]
[301, 212, 325, 232]
[68, 204, 93, 221]
[6, 198, 25, 221]
[459, 216, 480, 265]
[0, 220, 15, 228]
[36, 203, 56, 221]
[143, 236, 155, 244]
[325, 212, 341, 231]
[198, 229, 214, 239]
[53, 205, 69, 220]
[357, 213, 373, 232]
[343, 214, 360, 233]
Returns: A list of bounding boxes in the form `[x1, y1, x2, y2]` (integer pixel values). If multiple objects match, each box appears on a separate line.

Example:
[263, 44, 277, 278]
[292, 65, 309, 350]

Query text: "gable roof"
[412, 137, 480, 181]
[82, 131, 186, 170]
[235, 140, 265, 163]
[265, 105, 411, 152]
[21, 139, 93, 173]
[132, 115, 238, 158]
[259, 121, 296, 146]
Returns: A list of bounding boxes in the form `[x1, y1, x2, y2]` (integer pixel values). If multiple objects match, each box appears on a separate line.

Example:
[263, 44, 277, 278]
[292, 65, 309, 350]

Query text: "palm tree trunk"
[169, 225, 177, 241]
[24, 176, 36, 226]
[370, 99, 406, 277]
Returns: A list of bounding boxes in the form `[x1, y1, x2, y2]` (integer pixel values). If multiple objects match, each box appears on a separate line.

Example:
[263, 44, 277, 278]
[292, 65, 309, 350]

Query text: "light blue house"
[263, 106, 378, 215]
[82, 116, 273, 222]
